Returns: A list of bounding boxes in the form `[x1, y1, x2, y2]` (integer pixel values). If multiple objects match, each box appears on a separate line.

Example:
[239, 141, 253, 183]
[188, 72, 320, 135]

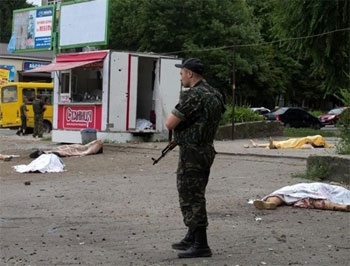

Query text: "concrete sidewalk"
[0, 129, 340, 160]
[213, 137, 339, 159]
[109, 136, 349, 184]
[113, 137, 340, 160]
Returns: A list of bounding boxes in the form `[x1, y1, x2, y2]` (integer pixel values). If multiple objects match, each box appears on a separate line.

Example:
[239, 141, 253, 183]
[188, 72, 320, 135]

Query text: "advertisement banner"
[59, 0, 108, 49]
[22, 61, 50, 71]
[12, 6, 54, 51]
[57, 105, 102, 130]
[0, 68, 10, 85]
[0, 65, 15, 83]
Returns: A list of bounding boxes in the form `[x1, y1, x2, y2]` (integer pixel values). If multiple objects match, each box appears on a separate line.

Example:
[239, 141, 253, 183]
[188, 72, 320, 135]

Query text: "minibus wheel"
[43, 121, 52, 133]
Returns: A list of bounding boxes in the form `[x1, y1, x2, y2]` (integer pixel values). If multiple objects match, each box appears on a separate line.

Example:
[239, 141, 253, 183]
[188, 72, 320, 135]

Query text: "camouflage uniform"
[172, 79, 225, 230]
[32, 98, 45, 137]
[20, 103, 28, 133]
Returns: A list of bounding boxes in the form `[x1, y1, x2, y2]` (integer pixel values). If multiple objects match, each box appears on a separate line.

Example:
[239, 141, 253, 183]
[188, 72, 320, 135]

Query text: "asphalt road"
[0, 129, 349, 266]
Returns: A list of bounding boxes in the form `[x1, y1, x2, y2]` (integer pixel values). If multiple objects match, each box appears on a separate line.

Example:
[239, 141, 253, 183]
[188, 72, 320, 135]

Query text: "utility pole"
[231, 44, 236, 140]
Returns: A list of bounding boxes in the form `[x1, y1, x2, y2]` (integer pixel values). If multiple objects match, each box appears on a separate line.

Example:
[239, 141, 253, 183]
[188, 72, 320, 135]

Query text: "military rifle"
[152, 131, 177, 165]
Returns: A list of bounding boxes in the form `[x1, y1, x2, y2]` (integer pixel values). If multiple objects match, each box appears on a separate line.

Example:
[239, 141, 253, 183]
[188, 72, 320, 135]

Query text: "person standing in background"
[165, 58, 225, 258]
[16, 96, 29, 136]
[32, 95, 46, 138]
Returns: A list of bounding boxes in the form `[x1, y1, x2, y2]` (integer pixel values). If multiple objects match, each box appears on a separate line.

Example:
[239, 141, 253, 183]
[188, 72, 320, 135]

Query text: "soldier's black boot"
[177, 227, 212, 258]
[172, 229, 194, 250]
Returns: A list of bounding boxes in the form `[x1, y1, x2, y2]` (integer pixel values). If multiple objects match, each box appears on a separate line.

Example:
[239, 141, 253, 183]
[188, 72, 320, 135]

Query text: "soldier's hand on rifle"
[152, 131, 177, 165]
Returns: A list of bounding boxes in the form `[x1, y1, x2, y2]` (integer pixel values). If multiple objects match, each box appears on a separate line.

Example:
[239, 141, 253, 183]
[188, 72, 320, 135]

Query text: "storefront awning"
[25, 60, 102, 73]
[25, 51, 108, 73]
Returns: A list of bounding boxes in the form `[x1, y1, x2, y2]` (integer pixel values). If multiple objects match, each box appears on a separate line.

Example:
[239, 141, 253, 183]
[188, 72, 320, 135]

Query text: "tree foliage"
[2, 0, 348, 110]
[109, 0, 349, 108]
[109, 0, 267, 104]
[270, 0, 350, 97]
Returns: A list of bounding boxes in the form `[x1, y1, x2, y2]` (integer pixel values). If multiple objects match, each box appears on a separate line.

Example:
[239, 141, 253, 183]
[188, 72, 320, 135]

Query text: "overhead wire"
[163, 27, 350, 55]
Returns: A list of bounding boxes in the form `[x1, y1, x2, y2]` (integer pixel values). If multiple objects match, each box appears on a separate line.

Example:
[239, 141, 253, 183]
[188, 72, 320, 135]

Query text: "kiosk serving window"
[59, 71, 70, 103]
[58, 65, 103, 103]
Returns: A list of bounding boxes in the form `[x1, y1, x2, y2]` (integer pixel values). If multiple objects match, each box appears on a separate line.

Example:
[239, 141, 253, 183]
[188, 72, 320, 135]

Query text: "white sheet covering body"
[13, 154, 65, 173]
[263, 182, 350, 205]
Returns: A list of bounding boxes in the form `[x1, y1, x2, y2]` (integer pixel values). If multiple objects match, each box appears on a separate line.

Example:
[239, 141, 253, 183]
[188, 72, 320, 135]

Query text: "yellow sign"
[0, 68, 10, 85]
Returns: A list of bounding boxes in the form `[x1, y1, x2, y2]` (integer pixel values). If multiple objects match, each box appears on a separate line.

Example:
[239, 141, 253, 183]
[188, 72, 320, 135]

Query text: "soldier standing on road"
[165, 58, 225, 258]
[32, 95, 46, 138]
[16, 96, 29, 136]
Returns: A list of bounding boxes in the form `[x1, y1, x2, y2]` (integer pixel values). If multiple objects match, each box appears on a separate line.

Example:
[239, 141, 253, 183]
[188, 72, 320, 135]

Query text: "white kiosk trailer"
[27, 50, 182, 143]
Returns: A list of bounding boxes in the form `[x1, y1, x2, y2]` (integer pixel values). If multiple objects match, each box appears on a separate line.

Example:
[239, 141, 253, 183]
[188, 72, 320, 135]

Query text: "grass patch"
[293, 164, 331, 181]
[336, 109, 350, 155]
[336, 132, 350, 155]
[220, 105, 264, 125]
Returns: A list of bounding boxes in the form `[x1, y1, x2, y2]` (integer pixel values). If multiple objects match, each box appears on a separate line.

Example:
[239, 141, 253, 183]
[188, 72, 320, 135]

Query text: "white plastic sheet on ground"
[263, 182, 350, 205]
[13, 154, 65, 173]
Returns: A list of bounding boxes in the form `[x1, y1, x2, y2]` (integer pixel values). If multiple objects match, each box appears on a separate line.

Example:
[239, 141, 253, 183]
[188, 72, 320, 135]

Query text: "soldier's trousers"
[20, 115, 27, 132]
[176, 145, 216, 230]
[33, 114, 44, 137]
